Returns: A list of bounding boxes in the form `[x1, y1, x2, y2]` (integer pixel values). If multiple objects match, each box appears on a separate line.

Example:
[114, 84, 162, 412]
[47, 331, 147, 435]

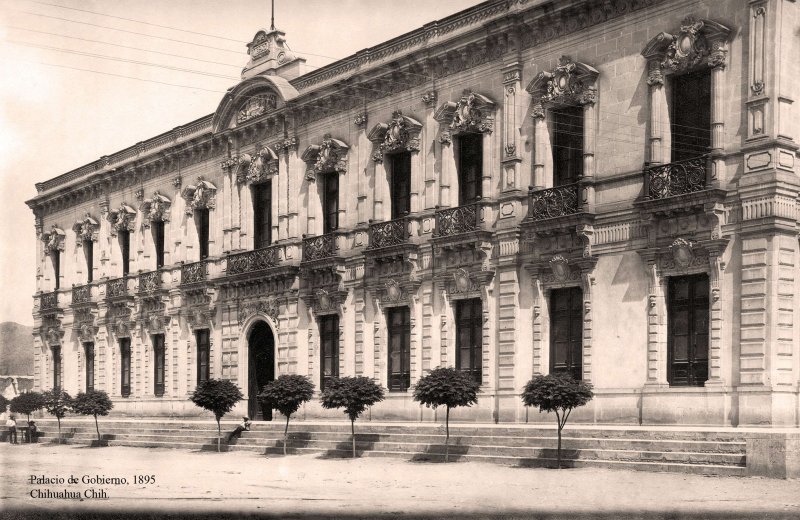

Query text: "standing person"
[6, 415, 17, 444]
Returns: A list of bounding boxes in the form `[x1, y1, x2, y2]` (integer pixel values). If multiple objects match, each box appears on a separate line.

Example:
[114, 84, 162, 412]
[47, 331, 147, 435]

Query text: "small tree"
[0, 395, 9, 415]
[320, 376, 384, 458]
[189, 378, 244, 452]
[10, 391, 45, 423]
[71, 390, 113, 443]
[413, 367, 480, 462]
[258, 375, 314, 455]
[42, 389, 72, 442]
[522, 373, 594, 469]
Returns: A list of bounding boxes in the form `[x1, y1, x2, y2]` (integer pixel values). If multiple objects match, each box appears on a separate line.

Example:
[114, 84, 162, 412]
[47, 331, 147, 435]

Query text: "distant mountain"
[0, 322, 34, 376]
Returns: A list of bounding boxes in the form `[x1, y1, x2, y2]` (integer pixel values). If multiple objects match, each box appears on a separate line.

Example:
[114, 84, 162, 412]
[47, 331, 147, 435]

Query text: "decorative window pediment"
[42, 225, 66, 253]
[435, 91, 495, 134]
[301, 134, 349, 181]
[72, 213, 100, 243]
[107, 204, 136, 236]
[642, 18, 731, 74]
[236, 145, 279, 185]
[368, 111, 423, 163]
[140, 192, 171, 224]
[181, 177, 218, 214]
[526, 56, 599, 108]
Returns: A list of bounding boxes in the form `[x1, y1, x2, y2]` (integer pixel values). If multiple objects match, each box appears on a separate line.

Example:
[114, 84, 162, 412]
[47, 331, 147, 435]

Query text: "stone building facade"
[27, 0, 800, 426]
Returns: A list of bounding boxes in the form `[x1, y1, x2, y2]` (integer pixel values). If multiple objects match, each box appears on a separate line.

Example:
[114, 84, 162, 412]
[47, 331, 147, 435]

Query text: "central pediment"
[212, 75, 299, 133]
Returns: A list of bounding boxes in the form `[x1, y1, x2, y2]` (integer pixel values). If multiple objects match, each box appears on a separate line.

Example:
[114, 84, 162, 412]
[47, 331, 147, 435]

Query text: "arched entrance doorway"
[247, 321, 274, 420]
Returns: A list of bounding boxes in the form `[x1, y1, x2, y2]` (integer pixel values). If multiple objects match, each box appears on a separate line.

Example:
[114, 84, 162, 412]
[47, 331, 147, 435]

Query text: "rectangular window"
[84, 342, 95, 392]
[387, 307, 411, 391]
[85, 241, 94, 283]
[52, 345, 62, 391]
[197, 209, 210, 259]
[549, 287, 583, 380]
[253, 183, 272, 249]
[552, 105, 584, 186]
[120, 338, 131, 398]
[671, 68, 711, 163]
[668, 274, 709, 387]
[319, 314, 339, 390]
[196, 329, 210, 384]
[455, 298, 482, 384]
[323, 173, 339, 233]
[120, 230, 131, 276]
[457, 133, 483, 205]
[153, 334, 165, 397]
[52, 251, 60, 290]
[153, 220, 165, 269]
[390, 152, 411, 219]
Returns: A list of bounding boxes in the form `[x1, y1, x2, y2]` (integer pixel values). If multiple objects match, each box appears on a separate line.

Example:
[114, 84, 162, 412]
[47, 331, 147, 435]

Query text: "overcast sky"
[0, 0, 481, 325]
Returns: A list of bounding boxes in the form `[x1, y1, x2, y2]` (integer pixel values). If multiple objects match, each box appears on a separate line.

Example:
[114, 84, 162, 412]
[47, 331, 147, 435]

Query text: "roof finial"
[270, 0, 275, 31]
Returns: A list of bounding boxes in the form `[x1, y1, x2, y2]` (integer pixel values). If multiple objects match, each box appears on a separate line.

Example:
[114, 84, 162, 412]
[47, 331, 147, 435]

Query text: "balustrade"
[106, 277, 127, 298]
[302, 233, 338, 262]
[227, 246, 281, 275]
[526, 182, 580, 221]
[181, 260, 207, 285]
[435, 202, 480, 237]
[40, 291, 58, 311]
[138, 270, 162, 294]
[645, 156, 708, 200]
[368, 217, 408, 249]
[71, 284, 91, 304]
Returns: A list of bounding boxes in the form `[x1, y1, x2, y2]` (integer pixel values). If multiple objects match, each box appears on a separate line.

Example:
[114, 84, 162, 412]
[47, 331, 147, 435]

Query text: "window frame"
[387, 306, 411, 392]
[322, 172, 339, 233]
[84, 240, 94, 283]
[153, 220, 166, 269]
[52, 345, 62, 391]
[456, 132, 483, 206]
[389, 152, 411, 219]
[119, 229, 131, 276]
[667, 273, 710, 387]
[84, 342, 95, 392]
[549, 286, 584, 381]
[669, 67, 712, 163]
[52, 250, 61, 290]
[455, 298, 482, 384]
[252, 182, 272, 250]
[197, 208, 210, 260]
[153, 334, 165, 397]
[551, 104, 585, 186]
[319, 314, 340, 391]
[120, 338, 131, 398]
[196, 328, 210, 384]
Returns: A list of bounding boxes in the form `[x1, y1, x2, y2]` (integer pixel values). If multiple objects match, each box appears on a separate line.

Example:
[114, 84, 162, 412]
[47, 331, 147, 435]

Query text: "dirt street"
[1, 442, 798, 519]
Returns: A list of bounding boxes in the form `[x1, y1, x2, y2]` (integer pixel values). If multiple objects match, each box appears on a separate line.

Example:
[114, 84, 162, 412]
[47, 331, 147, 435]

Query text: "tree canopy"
[258, 374, 314, 419]
[190, 379, 244, 421]
[320, 376, 385, 422]
[413, 367, 480, 411]
[10, 391, 45, 421]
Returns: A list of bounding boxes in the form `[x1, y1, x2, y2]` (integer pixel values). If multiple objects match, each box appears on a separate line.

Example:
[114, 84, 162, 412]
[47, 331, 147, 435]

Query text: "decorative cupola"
[241, 22, 306, 80]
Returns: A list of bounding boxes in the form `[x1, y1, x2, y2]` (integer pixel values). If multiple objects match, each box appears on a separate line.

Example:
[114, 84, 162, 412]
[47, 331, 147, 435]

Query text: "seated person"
[27, 421, 38, 443]
[227, 416, 251, 442]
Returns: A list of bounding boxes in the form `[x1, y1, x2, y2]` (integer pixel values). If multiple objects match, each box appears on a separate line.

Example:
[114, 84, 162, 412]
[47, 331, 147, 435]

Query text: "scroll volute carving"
[641, 17, 731, 72]
[368, 110, 423, 162]
[42, 225, 66, 253]
[525, 56, 599, 108]
[182, 178, 218, 215]
[434, 90, 496, 135]
[140, 192, 171, 225]
[300, 134, 349, 181]
[72, 213, 100, 243]
[236, 145, 279, 185]
[108, 204, 136, 236]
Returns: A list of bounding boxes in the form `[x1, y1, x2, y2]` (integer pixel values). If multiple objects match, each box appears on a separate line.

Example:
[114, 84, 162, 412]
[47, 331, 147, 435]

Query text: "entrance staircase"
[32, 419, 752, 476]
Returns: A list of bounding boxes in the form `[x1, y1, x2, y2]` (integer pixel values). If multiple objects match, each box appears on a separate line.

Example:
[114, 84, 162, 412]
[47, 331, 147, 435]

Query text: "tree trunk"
[216, 418, 221, 453]
[445, 406, 450, 463]
[557, 424, 562, 470]
[284, 414, 290, 456]
[56, 416, 61, 442]
[94, 414, 100, 441]
[351, 419, 356, 458]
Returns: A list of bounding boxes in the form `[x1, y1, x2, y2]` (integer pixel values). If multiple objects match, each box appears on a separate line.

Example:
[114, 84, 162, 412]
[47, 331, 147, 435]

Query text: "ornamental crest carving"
[186, 307, 212, 330]
[43, 225, 66, 253]
[146, 314, 171, 334]
[237, 146, 279, 185]
[237, 93, 277, 124]
[526, 56, 599, 107]
[108, 204, 136, 236]
[384, 279, 403, 303]
[301, 135, 349, 179]
[45, 327, 63, 347]
[182, 178, 217, 214]
[384, 111, 421, 154]
[140, 192, 171, 224]
[642, 18, 731, 73]
[238, 298, 281, 328]
[451, 91, 495, 133]
[548, 254, 572, 282]
[72, 213, 100, 243]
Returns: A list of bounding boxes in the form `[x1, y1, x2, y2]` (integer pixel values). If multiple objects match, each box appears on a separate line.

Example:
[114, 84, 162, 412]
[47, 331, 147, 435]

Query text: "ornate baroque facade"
[27, 0, 800, 426]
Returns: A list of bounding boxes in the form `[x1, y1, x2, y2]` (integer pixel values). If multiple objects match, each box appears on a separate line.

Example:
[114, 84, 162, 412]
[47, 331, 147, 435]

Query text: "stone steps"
[33, 419, 749, 476]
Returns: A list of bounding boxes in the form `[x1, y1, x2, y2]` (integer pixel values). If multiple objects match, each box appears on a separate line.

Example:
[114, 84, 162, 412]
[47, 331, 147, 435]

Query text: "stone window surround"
[301, 135, 349, 237]
[525, 56, 599, 193]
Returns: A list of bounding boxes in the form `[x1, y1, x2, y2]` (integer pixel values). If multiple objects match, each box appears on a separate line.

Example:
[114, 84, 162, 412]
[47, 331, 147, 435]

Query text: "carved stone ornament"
[237, 92, 277, 124]
[385, 279, 402, 303]
[353, 113, 368, 127]
[438, 131, 452, 146]
[301, 135, 349, 179]
[182, 178, 218, 214]
[45, 327, 63, 347]
[549, 254, 571, 282]
[77, 321, 98, 343]
[43, 225, 66, 253]
[108, 203, 136, 235]
[146, 314, 171, 334]
[450, 91, 495, 133]
[236, 146, 279, 185]
[669, 238, 695, 269]
[642, 18, 731, 73]
[72, 213, 100, 243]
[186, 307, 211, 330]
[526, 56, 599, 107]
[238, 298, 281, 328]
[422, 91, 437, 107]
[368, 111, 423, 161]
[114, 318, 131, 338]
[140, 192, 171, 223]
[316, 289, 333, 312]
[453, 268, 472, 293]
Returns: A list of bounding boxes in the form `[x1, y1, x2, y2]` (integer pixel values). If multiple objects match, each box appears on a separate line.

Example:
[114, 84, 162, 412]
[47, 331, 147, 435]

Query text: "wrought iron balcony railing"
[435, 202, 481, 237]
[71, 284, 91, 304]
[227, 245, 281, 275]
[181, 260, 207, 285]
[526, 182, 580, 221]
[302, 232, 339, 262]
[40, 291, 58, 311]
[645, 155, 708, 200]
[368, 217, 408, 249]
[138, 270, 162, 294]
[106, 277, 127, 298]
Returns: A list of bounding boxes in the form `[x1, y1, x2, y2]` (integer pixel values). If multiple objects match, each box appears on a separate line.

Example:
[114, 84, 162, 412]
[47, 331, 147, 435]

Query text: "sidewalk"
[1, 442, 799, 519]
